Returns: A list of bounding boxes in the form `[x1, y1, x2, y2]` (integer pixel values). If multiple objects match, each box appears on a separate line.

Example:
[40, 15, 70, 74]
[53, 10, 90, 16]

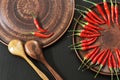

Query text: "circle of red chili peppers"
[69, 0, 120, 80]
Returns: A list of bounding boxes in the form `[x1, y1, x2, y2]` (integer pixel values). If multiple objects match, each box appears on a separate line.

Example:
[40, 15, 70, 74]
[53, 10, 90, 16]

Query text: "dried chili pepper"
[115, 0, 119, 26]
[83, 0, 107, 22]
[76, 5, 105, 23]
[78, 47, 99, 70]
[31, 32, 54, 38]
[110, 0, 115, 23]
[31, 13, 47, 33]
[94, 50, 110, 78]
[103, 0, 111, 26]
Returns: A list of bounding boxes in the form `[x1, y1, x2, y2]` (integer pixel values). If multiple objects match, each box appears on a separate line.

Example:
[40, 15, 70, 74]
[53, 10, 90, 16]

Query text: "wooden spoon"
[8, 39, 49, 80]
[25, 40, 63, 80]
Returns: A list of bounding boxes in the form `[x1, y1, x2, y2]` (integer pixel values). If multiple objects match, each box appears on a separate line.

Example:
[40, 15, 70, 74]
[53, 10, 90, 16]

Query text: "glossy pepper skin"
[108, 52, 113, 80]
[83, 0, 107, 22]
[110, 0, 115, 23]
[94, 49, 110, 78]
[103, 0, 111, 26]
[115, 0, 119, 26]
[31, 32, 54, 38]
[78, 47, 99, 70]
[31, 13, 47, 32]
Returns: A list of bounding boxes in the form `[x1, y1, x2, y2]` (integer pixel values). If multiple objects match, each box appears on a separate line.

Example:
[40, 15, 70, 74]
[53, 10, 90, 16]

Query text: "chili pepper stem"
[114, 69, 119, 80]
[31, 12, 37, 19]
[94, 65, 103, 78]
[110, 68, 113, 80]
[82, 64, 97, 72]
[74, 18, 84, 28]
[76, 5, 105, 23]
[81, 59, 91, 69]
[68, 30, 82, 33]
[67, 34, 74, 37]
[83, 0, 96, 6]
[68, 41, 81, 47]
[78, 58, 86, 70]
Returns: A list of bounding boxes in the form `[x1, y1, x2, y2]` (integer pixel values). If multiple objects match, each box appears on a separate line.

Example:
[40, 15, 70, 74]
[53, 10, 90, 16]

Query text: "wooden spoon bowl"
[8, 39, 49, 80]
[25, 40, 63, 80]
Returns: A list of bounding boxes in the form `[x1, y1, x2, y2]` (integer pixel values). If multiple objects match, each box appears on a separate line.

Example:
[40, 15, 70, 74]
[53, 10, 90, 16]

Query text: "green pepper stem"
[103, 0, 106, 2]
[83, 0, 97, 6]
[94, 65, 103, 78]
[68, 41, 82, 47]
[76, 5, 91, 11]
[74, 18, 85, 28]
[78, 58, 86, 70]
[114, 69, 119, 80]
[31, 12, 37, 19]
[82, 64, 97, 72]
[80, 20, 88, 25]
[110, 68, 113, 80]
[110, 0, 113, 6]
[68, 30, 82, 33]
[115, 0, 117, 6]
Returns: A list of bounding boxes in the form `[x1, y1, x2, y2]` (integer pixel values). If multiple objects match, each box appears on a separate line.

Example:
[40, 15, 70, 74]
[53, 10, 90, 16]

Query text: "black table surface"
[0, 0, 118, 80]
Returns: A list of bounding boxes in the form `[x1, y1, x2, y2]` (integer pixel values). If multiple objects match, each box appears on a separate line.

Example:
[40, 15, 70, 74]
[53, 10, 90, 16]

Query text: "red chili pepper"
[76, 9, 103, 24]
[81, 38, 96, 43]
[77, 10, 99, 25]
[81, 47, 100, 69]
[31, 13, 47, 33]
[31, 32, 54, 38]
[103, 0, 111, 27]
[94, 49, 110, 78]
[115, 49, 120, 69]
[83, 0, 107, 22]
[89, 49, 106, 67]
[72, 44, 99, 51]
[111, 53, 119, 80]
[115, 0, 119, 26]
[96, 49, 109, 65]
[75, 37, 97, 47]
[68, 38, 95, 47]
[76, 5, 105, 23]
[74, 32, 100, 38]
[78, 47, 99, 70]
[68, 29, 93, 34]
[83, 25, 99, 34]
[110, 0, 115, 23]
[80, 20, 104, 31]
[74, 18, 99, 33]
[108, 51, 113, 80]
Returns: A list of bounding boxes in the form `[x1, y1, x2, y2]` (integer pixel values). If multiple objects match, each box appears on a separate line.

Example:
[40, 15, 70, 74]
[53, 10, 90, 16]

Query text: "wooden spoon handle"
[43, 61, 63, 80]
[23, 56, 49, 80]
